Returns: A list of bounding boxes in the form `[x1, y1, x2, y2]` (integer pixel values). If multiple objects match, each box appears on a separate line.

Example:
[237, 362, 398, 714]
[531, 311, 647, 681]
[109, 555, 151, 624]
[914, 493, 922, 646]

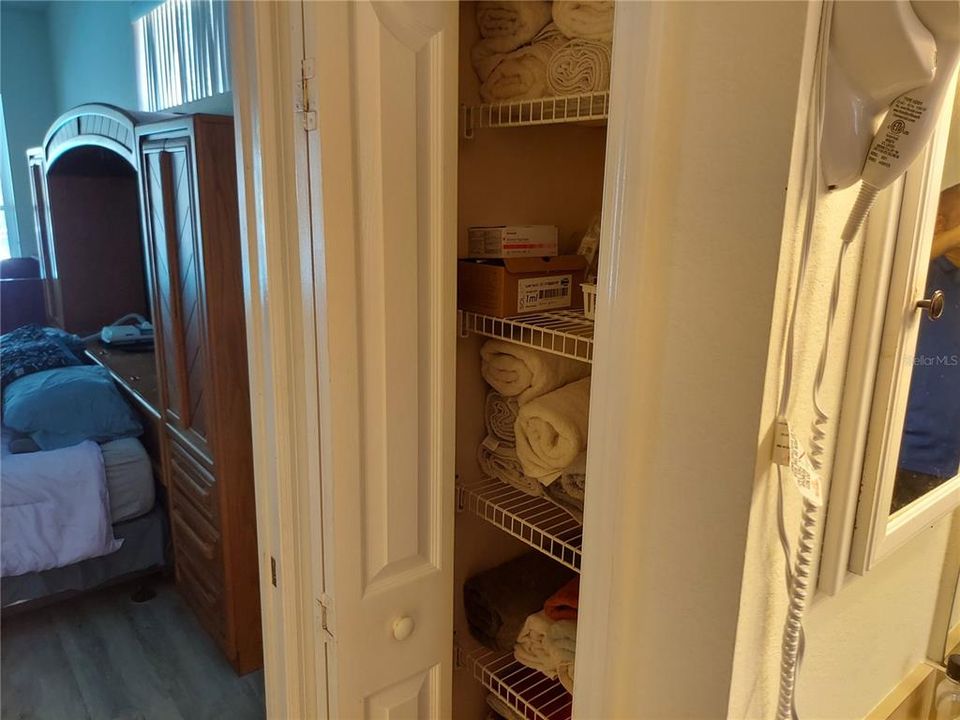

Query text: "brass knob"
[916, 290, 945, 320]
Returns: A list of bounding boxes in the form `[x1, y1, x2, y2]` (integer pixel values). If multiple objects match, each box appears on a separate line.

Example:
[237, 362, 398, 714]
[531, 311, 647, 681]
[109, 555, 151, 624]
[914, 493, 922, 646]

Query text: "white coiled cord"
[774, 2, 835, 719]
[776, 493, 819, 720]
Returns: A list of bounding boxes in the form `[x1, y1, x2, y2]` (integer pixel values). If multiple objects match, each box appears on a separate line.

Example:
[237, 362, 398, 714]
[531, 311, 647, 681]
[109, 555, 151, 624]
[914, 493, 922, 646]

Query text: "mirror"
[891, 100, 960, 514]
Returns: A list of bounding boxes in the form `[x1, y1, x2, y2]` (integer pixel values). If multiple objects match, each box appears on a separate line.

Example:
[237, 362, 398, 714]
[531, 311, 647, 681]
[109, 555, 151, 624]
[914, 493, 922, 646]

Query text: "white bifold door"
[300, 1, 458, 718]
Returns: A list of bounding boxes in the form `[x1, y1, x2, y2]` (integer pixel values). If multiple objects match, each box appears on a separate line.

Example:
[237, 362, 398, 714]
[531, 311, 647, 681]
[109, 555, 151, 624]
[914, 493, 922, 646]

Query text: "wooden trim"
[229, 1, 325, 717]
[156, 150, 194, 427]
[865, 664, 938, 720]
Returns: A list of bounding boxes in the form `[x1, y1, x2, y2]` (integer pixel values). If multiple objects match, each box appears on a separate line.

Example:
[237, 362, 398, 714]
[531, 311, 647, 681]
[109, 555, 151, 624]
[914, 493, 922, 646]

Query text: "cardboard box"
[458, 256, 587, 317]
[467, 225, 558, 259]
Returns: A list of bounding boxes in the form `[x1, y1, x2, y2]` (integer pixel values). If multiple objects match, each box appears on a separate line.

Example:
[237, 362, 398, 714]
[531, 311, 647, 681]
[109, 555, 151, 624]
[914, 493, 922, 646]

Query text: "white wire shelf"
[462, 92, 609, 139]
[457, 477, 582, 572]
[459, 310, 594, 363]
[461, 644, 572, 720]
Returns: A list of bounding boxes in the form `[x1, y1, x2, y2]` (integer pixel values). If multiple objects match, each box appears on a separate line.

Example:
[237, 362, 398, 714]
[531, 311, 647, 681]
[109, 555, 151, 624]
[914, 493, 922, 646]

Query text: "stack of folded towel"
[478, 340, 590, 502]
[472, 1, 615, 103]
[513, 577, 580, 693]
[464, 551, 575, 651]
[478, 340, 592, 516]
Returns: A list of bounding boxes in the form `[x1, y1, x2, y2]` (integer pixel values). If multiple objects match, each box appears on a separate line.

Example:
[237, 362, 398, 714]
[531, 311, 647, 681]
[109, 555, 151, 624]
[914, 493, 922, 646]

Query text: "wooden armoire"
[136, 114, 262, 674]
[28, 105, 262, 673]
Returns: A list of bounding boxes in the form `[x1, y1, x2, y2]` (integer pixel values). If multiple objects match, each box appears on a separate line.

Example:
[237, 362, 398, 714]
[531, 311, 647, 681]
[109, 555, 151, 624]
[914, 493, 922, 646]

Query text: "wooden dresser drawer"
[168, 440, 218, 524]
[177, 549, 226, 645]
[170, 486, 222, 577]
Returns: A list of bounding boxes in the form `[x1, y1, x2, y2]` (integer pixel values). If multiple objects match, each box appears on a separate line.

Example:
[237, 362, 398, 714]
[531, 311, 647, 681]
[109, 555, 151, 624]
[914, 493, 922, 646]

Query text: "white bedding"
[1, 440, 122, 577]
[99, 438, 155, 523]
[1, 429, 154, 524]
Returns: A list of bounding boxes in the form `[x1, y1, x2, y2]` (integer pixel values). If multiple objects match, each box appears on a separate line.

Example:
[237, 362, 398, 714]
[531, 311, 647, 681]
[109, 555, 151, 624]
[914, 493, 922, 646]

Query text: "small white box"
[467, 225, 558, 259]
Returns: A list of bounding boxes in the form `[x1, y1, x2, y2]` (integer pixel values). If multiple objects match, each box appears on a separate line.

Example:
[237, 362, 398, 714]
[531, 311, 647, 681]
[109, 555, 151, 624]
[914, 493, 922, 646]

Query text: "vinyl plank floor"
[1, 581, 265, 720]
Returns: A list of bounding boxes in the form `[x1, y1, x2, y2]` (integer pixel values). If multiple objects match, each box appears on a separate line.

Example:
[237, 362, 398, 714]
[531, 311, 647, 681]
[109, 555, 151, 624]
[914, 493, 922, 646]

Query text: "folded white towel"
[485, 391, 520, 446]
[477, 438, 544, 497]
[514, 611, 558, 678]
[549, 619, 576, 693]
[558, 662, 575, 694]
[481, 340, 591, 405]
[547, 619, 577, 663]
[547, 38, 612, 95]
[552, 1, 614, 42]
[476, 1, 552, 53]
[515, 377, 591, 479]
[479, 24, 567, 103]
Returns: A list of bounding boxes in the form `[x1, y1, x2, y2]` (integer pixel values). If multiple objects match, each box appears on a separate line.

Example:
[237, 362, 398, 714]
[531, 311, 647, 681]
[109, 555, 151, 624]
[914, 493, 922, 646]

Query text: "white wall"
[728, 17, 960, 719]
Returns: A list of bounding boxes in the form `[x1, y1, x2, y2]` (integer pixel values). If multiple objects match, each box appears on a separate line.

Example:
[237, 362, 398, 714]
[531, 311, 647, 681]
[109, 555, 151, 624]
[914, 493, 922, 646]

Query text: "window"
[135, 0, 231, 112]
[0, 96, 19, 260]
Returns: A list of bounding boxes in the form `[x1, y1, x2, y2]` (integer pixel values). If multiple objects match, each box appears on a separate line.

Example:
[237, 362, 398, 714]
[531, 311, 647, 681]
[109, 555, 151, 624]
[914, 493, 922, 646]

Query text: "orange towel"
[544, 577, 579, 621]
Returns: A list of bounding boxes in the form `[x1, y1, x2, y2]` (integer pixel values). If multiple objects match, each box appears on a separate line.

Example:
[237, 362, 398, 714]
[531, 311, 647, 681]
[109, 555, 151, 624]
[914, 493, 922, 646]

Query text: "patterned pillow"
[0, 325, 86, 390]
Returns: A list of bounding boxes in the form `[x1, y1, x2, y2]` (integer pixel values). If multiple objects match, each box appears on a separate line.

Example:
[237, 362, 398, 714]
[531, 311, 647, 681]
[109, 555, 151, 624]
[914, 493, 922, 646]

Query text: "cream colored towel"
[472, 21, 564, 83]
[552, 1, 614, 42]
[514, 611, 558, 678]
[480, 340, 591, 405]
[476, 1, 552, 53]
[479, 24, 567, 103]
[547, 38, 612, 95]
[485, 391, 520, 446]
[478, 438, 544, 497]
[558, 662, 575, 694]
[549, 620, 577, 694]
[515, 377, 591, 479]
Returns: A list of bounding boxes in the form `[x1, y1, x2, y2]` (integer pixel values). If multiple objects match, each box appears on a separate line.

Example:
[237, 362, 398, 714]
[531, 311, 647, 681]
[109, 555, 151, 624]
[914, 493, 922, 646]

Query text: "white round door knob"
[392, 616, 415, 641]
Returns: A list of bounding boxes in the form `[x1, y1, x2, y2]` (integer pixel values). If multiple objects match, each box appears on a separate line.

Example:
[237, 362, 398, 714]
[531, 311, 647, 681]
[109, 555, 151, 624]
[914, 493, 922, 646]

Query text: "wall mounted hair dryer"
[821, 0, 960, 241]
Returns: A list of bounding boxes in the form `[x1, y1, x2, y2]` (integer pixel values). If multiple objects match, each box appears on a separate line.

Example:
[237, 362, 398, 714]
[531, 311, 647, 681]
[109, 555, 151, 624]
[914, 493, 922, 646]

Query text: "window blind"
[136, 0, 230, 112]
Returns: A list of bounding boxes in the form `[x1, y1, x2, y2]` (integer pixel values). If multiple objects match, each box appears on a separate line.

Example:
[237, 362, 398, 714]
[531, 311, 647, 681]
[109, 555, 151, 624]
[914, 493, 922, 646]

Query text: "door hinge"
[316, 593, 335, 643]
[270, 556, 278, 587]
[299, 57, 317, 132]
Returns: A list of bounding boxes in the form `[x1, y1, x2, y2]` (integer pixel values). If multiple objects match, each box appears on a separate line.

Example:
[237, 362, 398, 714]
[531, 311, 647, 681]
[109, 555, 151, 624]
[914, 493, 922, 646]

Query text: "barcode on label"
[517, 275, 574, 312]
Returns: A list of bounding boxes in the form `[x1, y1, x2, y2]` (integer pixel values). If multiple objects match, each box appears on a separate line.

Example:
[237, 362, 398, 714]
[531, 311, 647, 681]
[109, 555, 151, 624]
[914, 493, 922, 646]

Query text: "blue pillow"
[2, 366, 142, 450]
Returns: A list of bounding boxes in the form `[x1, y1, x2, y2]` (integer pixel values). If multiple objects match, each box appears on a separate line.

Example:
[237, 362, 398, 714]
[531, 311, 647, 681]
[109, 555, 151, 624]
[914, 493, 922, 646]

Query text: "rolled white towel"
[547, 38, 612, 95]
[479, 24, 567, 103]
[480, 340, 591, 405]
[476, 1, 552, 53]
[514, 611, 558, 678]
[485, 391, 520, 445]
[477, 439, 544, 497]
[552, 0, 614, 42]
[472, 21, 565, 83]
[515, 377, 591, 480]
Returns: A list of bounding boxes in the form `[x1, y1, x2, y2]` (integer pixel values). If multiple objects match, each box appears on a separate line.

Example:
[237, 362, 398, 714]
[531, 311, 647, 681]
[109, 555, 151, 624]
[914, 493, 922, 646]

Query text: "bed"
[1, 415, 167, 608]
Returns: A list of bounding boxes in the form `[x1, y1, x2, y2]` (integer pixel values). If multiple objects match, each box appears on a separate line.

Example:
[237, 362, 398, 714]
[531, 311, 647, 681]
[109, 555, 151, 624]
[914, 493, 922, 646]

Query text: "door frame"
[229, 2, 327, 718]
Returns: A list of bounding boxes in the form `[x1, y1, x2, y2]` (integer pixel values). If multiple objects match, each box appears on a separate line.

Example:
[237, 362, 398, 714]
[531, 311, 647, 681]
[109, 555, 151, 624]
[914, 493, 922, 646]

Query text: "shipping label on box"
[468, 225, 558, 259]
[517, 274, 573, 312]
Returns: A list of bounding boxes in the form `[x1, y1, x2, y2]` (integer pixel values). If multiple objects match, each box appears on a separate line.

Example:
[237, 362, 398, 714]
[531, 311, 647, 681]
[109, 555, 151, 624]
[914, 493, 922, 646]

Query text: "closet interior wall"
[452, 4, 609, 717]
